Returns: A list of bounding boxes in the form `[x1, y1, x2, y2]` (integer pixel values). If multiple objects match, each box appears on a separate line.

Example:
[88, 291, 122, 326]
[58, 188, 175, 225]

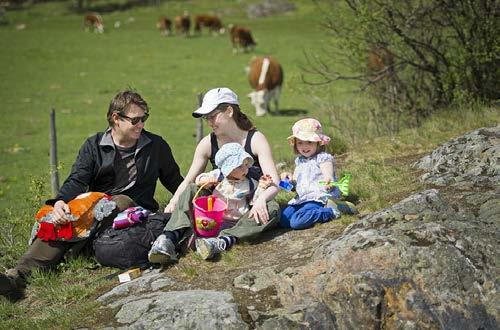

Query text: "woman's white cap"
[192, 87, 239, 118]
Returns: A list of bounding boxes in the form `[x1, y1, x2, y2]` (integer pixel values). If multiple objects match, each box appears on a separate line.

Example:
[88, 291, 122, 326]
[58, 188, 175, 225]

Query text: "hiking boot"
[0, 269, 25, 302]
[336, 201, 359, 215]
[195, 237, 226, 260]
[148, 234, 178, 264]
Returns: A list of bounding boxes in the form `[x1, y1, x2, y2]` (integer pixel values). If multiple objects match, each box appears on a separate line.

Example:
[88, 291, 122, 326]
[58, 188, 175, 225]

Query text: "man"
[0, 90, 183, 301]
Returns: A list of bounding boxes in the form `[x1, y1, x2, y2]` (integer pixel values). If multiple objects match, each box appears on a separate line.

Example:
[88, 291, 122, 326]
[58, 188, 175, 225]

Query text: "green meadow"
[0, 0, 331, 210]
[0, 0, 498, 326]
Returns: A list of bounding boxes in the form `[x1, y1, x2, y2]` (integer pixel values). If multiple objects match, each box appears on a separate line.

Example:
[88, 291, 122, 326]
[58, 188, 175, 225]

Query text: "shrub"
[303, 0, 499, 131]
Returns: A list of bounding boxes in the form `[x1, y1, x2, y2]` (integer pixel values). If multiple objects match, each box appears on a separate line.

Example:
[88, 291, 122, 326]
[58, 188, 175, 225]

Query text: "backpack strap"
[244, 129, 257, 159]
[209, 133, 219, 169]
[217, 171, 224, 182]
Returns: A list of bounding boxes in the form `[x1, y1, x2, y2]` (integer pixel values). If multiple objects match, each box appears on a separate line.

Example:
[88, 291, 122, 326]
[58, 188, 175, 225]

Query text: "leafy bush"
[304, 0, 499, 131]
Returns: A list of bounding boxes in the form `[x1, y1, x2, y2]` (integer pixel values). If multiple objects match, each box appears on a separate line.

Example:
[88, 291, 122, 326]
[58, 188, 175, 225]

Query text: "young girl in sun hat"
[279, 118, 350, 230]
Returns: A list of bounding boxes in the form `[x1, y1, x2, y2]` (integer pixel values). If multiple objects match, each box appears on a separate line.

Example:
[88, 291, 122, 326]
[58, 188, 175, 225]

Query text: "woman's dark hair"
[218, 103, 255, 131]
[107, 90, 149, 127]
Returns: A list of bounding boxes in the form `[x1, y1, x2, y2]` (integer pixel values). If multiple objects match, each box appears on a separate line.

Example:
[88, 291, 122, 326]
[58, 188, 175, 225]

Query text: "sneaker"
[195, 237, 226, 260]
[336, 201, 359, 215]
[326, 199, 341, 219]
[148, 234, 178, 264]
[0, 270, 25, 301]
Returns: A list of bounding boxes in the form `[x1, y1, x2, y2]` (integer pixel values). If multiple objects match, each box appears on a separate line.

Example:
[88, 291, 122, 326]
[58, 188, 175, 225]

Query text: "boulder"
[97, 126, 499, 329]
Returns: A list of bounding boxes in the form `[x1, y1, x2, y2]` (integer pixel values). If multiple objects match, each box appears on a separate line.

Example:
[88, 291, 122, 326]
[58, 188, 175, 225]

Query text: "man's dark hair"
[107, 90, 149, 127]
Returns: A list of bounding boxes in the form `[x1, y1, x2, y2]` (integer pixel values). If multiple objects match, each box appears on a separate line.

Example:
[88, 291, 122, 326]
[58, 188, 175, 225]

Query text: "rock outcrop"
[414, 125, 499, 188]
[97, 126, 499, 329]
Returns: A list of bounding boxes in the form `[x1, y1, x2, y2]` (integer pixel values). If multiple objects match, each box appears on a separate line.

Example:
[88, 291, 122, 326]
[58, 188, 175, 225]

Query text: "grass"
[0, 0, 498, 327]
[0, 0, 327, 211]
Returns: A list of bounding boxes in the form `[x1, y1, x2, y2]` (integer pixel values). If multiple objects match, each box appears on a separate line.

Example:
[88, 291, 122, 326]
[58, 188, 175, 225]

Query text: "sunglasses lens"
[131, 114, 148, 125]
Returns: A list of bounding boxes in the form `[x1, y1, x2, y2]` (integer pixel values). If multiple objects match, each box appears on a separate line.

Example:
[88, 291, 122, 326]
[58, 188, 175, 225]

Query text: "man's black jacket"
[46, 129, 183, 212]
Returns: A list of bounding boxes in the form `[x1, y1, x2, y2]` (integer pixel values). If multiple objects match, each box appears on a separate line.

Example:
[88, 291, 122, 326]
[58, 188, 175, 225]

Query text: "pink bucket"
[193, 195, 227, 237]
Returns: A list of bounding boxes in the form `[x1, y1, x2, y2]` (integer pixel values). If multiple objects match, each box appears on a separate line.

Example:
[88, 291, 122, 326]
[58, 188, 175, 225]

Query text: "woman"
[148, 87, 280, 264]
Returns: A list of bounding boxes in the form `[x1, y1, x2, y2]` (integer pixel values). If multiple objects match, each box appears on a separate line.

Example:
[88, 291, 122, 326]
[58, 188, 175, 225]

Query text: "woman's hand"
[258, 174, 273, 189]
[52, 200, 71, 225]
[164, 201, 176, 213]
[249, 197, 269, 224]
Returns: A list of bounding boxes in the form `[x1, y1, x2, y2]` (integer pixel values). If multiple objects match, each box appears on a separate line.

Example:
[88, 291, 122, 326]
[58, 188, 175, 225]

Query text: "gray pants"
[165, 183, 279, 243]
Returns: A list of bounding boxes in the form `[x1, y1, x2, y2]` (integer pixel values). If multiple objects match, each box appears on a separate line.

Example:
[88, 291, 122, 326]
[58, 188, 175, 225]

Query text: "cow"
[247, 56, 283, 117]
[229, 24, 256, 53]
[194, 14, 224, 35]
[157, 16, 172, 36]
[174, 11, 190, 36]
[367, 46, 395, 81]
[83, 12, 104, 34]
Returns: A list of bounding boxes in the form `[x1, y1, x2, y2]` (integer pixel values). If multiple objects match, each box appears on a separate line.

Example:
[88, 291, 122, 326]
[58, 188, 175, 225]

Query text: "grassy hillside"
[0, 0, 331, 210]
[0, 0, 498, 327]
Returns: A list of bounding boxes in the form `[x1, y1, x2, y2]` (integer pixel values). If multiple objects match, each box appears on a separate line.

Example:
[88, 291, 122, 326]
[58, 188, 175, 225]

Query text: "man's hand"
[52, 200, 71, 225]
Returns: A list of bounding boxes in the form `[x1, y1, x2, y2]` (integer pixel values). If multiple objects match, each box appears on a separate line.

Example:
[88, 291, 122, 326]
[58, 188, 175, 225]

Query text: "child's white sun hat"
[215, 143, 254, 177]
[287, 118, 331, 146]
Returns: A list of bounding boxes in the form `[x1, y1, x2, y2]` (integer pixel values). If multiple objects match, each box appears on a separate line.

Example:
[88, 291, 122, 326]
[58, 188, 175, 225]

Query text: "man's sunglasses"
[117, 112, 149, 125]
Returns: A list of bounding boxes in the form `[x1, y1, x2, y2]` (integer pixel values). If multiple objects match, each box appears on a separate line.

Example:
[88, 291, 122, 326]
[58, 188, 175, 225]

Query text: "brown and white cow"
[247, 56, 283, 117]
[83, 12, 104, 34]
[194, 14, 224, 35]
[229, 24, 256, 53]
[157, 16, 172, 36]
[174, 11, 191, 36]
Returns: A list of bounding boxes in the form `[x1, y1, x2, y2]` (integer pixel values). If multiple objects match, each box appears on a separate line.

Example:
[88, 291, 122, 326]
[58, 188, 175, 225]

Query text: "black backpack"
[92, 212, 170, 269]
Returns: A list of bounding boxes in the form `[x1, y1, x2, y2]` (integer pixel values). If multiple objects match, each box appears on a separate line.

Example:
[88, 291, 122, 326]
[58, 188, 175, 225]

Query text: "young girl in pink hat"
[279, 118, 346, 229]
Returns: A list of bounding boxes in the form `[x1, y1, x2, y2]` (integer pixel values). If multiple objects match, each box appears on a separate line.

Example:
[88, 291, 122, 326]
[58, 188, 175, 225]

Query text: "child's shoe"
[326, 199, 341, 219]
[148, 234, 178, 264]
[195, 237, 227, 260]
[336, 201, 359, 215]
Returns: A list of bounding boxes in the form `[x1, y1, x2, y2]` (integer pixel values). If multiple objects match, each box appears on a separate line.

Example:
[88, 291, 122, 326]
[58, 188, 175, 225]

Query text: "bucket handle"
[192, 182, 213, 204]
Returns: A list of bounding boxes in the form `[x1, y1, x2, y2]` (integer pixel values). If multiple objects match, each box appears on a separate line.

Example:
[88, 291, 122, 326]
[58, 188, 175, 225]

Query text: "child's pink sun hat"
[287, 118, 331, 146]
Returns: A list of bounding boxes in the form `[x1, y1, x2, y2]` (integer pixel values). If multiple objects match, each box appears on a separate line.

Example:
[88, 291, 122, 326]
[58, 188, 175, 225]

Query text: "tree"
[303, 0, 499, 129]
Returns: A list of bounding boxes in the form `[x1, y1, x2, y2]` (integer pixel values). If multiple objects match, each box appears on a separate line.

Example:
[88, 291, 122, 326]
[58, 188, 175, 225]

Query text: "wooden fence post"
[49, 108, 60, 197]
[195, 93, 204, 143]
